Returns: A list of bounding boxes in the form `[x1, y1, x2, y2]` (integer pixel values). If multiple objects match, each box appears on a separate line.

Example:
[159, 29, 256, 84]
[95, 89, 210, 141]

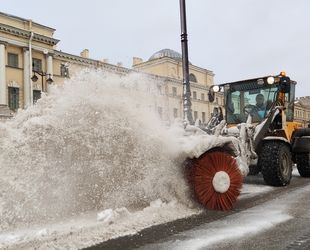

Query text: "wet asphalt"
[85, 175, 310, 250]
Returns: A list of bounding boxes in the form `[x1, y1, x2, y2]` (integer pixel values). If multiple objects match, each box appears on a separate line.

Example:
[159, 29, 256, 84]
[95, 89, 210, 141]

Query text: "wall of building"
[294, 96, 310, 127]
[132, 52, 219, 124]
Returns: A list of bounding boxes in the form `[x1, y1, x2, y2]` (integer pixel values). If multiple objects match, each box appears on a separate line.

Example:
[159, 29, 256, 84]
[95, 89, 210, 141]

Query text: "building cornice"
[0, 35, 53, 53]
[295, 102, 310, 109]
[54, 50, 133, 75]
[134, 56, 214, 76]
[54, 50, 98, 65]
[36, 50, 211, 92]
[0, 23, 59, 46]
[0, 12, 55, 31]
[163, 77, 210, 91]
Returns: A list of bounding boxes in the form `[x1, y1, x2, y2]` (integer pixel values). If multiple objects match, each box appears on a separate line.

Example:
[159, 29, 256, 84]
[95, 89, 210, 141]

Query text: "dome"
[149, 48, 185, 62]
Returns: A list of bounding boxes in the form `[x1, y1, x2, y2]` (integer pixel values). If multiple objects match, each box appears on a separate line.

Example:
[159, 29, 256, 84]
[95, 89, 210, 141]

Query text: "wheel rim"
[280, 152, 290, 177]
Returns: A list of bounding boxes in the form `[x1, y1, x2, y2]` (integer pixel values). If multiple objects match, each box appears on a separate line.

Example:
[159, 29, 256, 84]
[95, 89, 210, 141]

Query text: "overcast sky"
[1, 0, 310, 97]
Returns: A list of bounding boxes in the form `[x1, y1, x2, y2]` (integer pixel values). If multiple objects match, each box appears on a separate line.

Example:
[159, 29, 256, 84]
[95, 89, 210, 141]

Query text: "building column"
[0, 43, 7, 105]
[47, 54, 53, 76]
[23, 48, 31, 108]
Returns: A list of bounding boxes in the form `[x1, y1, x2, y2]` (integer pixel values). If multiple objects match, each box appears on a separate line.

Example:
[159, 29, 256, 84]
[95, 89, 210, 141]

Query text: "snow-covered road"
[2, 171, 307, 250]
[139, 184, 310, 250]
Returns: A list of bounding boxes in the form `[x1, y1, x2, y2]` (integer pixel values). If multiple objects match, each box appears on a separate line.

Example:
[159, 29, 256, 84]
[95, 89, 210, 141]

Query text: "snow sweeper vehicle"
[186, 72, 310, 211]
[178, 0, 309, 211]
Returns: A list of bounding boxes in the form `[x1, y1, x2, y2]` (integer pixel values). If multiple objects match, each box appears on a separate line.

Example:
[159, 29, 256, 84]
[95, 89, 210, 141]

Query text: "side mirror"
[208, 85, 221, 102]
[208, 89, 215, 102]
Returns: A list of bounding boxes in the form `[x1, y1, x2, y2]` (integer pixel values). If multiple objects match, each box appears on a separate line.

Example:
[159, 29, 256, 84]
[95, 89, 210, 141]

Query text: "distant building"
[132, 48, 224, 123]
[294, 96, 310, 127]
[0, 11, 132, 118]
[0, 12, 222, 124]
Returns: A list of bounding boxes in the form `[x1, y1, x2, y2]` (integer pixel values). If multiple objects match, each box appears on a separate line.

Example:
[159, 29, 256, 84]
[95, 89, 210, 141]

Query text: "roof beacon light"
[280, 71, 286, 76]
[267, 76, 275, 85]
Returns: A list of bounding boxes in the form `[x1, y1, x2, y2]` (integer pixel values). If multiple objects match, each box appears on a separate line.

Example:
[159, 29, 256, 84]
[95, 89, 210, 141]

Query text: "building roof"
[149, 48, 191, 63]
[295, 96, 310, 108]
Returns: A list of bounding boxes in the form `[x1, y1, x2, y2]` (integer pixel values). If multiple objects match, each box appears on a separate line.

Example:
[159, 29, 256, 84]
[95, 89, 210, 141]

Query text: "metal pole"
[179, 0, 193, 124]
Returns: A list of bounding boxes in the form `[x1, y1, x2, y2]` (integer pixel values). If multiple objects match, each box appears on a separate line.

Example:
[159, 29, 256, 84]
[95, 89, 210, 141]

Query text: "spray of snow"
[0, 70, 201, 232]
[0, 69, 255, 249]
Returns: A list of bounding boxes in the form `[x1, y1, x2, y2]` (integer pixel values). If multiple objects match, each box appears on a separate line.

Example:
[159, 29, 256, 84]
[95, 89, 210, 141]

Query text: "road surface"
[87, 173, 310, 250]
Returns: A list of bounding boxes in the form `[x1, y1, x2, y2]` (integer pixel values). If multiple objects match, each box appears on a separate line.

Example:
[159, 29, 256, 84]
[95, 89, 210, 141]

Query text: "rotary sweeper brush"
[179, 0, 310, 211]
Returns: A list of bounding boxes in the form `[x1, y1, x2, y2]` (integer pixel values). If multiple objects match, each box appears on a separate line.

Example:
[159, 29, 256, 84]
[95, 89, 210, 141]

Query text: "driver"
[255, 94, 266, 111]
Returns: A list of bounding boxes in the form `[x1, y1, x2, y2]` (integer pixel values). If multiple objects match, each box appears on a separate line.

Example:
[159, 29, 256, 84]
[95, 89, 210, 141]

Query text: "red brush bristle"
[188, 151, 243, 211]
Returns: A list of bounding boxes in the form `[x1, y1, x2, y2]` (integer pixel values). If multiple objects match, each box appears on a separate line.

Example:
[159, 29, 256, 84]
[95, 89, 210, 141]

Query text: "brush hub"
[212, 171, 230, 193]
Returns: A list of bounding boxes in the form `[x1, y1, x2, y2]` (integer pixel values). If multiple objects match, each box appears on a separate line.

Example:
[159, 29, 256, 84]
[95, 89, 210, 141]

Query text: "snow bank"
[0, 199, 200, 249]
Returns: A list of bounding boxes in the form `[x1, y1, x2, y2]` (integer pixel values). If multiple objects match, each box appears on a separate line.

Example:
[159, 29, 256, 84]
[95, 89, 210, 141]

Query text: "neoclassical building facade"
[132, 48, 223, 123]
[0, 12, 133, 118]
[5, 11, 308, 127]
[0, 11, 223, 124]
[294, 96, 310, 127]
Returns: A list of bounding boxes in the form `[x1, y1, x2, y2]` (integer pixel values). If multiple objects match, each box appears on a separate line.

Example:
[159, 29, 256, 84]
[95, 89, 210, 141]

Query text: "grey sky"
[1, 0, 309, 97]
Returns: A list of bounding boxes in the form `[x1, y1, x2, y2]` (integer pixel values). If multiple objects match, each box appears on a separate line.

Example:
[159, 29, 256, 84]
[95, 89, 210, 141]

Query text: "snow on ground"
[0, 181, 277, 249]
[0, 199, 200, 249]
[240, 183, 275, 198]
[142, 184, 310, 250]
[292, 165, 300, 177]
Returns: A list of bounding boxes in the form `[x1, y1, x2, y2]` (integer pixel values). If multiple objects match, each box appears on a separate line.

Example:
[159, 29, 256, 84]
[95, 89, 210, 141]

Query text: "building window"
[8, 53, 18, 68]
[32, 58, 42, 72]
[157, 85, 162, 94]
[202, 112, 206, 123]
[8, 87, 19, 110]
[60, 64, 69, 77]
[193, 91, 197, 99]
[33, 90, 41, 104]
[194, 111, 198, 121]
[189, 73, 197, 82]
[172, 87, 177, 97]
[158, 107, 163, 119]
[173, 108, 178, 118]
[201, 93, 205, 101]
[216, 97, 219, 104]
[165, 86, 169, 95]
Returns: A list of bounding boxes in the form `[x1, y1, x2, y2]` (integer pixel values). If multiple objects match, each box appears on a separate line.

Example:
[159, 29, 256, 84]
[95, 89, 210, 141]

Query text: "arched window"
[189, 73, 197, 82]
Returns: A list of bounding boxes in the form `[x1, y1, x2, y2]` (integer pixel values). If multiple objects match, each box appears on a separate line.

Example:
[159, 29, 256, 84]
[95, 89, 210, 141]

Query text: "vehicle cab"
[209, 72, 296, 126]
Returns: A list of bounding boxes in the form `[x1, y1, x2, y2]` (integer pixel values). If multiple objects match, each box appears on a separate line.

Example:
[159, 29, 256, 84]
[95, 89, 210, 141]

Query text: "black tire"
[259, 141, 292, 186]
[291, 128, 310, 163]
[248, 165, 260, 175]
[291, 128, 310, 140]
[296, 153, 310, 177]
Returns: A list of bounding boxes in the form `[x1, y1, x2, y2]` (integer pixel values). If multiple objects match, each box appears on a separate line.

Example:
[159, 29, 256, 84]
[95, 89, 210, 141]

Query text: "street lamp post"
[31, 70, 53, 92]
[179, 0, 194, 125]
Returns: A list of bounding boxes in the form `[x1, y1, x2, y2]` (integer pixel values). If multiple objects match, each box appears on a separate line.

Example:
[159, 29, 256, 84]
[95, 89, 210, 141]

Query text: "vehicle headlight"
[267, 76, 275, 85]
[212, 85, 220, 92]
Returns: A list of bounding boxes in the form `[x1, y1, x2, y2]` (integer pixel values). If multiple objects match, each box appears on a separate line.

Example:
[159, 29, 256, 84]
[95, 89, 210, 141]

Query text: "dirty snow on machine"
[186, 72, 310, 211]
